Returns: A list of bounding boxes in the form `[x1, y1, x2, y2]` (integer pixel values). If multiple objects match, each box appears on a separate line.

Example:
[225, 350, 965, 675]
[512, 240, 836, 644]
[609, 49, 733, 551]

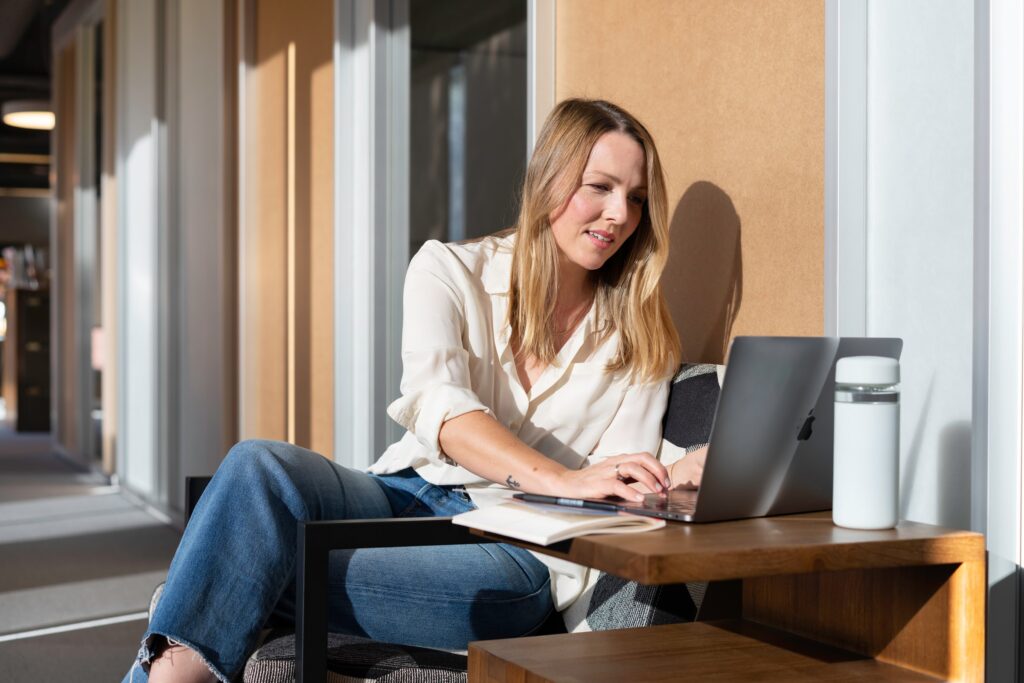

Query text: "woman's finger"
[615, 461, 663, 494]
[620, 452, 671, 488]
[612, 479, 645, 502]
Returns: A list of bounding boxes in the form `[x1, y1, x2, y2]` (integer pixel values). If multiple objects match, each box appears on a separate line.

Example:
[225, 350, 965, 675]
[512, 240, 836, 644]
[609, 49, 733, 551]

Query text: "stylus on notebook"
[513, 493, 621, 512]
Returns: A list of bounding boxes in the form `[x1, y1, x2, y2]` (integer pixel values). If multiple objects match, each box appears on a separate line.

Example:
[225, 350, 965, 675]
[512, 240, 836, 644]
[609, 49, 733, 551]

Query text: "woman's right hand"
[548, 452, 671, 502]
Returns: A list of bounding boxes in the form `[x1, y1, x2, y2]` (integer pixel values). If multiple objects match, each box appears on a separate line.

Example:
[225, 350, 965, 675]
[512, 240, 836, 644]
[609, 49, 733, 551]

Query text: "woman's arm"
[394, 243, 668, 501]
[439, 410, 669, 502]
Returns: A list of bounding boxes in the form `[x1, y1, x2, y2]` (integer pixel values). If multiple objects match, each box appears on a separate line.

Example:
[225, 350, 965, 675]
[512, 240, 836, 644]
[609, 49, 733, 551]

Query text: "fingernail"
[665, 477, 671, 488]
[655, 483, 663, 492]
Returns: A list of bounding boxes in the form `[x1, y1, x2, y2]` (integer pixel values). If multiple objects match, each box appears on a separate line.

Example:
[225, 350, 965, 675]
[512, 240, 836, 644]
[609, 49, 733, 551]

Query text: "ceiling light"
[2, 101, 55, 131]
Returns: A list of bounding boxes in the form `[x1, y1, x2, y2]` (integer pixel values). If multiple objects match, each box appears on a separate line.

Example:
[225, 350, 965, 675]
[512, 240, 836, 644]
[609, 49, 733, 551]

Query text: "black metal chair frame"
[185, 476, 496, 683]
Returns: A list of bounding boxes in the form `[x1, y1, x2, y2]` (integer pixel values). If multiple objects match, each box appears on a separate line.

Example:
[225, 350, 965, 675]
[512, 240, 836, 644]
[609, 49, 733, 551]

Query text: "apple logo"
[797, 409, 815, 441]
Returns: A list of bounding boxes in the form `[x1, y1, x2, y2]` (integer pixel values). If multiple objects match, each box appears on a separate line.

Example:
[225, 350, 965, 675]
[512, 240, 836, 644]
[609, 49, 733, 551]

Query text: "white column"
[116, 0, 162, 499]
[824, 0, 867, 338]
[527, 0, 555, 153]
[334, 0, 409, 468]
[977, 0, 1023, 678]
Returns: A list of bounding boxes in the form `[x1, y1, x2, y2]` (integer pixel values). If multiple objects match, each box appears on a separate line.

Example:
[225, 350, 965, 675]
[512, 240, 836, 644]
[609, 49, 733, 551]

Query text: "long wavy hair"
[508, 98, 681, 383]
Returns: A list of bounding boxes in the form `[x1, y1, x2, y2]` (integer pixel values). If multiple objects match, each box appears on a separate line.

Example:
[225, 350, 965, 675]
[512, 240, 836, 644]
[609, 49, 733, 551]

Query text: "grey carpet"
[0, 490, 180, 633]
[0, 617, 147, 683]
[0, 424, 182, 681]
[0, 428, 109, 503]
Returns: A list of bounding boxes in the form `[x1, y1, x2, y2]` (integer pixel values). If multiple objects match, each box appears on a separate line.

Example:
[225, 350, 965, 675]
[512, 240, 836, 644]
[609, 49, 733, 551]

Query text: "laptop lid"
[765, 337, 903, 516]
[686, 336, 841, 522]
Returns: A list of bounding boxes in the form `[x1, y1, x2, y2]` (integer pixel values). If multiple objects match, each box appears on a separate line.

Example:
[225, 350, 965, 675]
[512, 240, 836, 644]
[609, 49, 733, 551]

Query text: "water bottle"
[833, 356, 900, 529]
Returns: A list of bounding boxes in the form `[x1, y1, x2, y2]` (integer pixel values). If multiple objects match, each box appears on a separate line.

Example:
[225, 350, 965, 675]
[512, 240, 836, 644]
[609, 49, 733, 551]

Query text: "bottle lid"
[835, 355, 899, 386]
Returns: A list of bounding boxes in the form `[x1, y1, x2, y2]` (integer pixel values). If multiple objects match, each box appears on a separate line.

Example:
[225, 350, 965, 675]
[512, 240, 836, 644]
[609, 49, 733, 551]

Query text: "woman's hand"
[550, 452, 670, 502]
[668, 445, 707, 490]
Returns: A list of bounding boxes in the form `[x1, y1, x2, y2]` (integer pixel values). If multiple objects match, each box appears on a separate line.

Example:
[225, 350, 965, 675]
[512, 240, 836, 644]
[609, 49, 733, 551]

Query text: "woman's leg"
[274, 470, 554, 649]
[323, 542, 552, 648]
[123, 439, 394, 683]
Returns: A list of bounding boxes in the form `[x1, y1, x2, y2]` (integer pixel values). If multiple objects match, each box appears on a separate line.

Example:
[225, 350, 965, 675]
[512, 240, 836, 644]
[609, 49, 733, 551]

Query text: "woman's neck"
[556, 258, 594, 311]
[554, 265, 595, 336]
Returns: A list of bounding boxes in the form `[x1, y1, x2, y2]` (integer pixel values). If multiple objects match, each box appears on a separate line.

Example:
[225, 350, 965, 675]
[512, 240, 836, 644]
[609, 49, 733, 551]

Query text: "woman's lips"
[585, 230, 614, 249]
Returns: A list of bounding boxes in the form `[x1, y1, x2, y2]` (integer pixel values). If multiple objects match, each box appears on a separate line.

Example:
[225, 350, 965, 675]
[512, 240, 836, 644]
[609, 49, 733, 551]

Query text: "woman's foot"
[148, 643, 218, 683]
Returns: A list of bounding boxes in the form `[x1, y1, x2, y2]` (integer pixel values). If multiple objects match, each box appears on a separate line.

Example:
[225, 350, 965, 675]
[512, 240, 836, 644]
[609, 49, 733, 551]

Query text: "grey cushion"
[243, 633, 467, 683]
[662, 362, 722, 455]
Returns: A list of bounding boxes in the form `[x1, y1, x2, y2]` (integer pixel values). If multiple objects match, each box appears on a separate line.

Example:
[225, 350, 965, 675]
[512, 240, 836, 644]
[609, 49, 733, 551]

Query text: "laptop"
[515, 336, 902, 523]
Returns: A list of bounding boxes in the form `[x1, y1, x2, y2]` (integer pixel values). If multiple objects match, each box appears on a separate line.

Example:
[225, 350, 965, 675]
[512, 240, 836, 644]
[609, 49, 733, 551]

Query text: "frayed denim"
[122, 440, 551, 682]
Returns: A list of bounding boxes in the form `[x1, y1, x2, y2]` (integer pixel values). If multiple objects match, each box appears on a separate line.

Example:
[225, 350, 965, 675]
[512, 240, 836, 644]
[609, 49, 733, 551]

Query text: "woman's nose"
[603, 192, 629, 224]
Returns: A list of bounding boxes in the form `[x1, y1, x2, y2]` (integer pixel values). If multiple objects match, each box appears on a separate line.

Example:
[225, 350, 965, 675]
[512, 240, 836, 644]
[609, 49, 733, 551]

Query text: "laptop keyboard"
[642, 493, 697, 514]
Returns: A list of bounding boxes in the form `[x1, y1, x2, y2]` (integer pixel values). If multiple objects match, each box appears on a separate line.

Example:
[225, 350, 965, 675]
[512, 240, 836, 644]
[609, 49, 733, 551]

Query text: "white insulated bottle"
[832, 356, 900, 530]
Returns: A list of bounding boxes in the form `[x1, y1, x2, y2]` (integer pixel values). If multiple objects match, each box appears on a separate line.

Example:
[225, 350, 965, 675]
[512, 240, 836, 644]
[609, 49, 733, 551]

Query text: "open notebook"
[452, 500, 664, 546]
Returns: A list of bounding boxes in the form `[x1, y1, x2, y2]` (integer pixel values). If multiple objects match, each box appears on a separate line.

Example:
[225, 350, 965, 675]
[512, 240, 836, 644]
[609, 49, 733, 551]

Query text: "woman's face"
[549, 130, 647, 278]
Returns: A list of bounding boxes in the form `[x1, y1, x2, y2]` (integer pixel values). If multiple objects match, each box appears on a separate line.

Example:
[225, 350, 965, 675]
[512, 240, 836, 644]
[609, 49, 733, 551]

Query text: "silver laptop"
[517, 336, 902, 523]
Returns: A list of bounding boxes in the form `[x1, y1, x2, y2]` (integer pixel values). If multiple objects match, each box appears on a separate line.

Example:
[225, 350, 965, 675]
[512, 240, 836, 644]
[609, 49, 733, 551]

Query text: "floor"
[0, 414, 182, 683]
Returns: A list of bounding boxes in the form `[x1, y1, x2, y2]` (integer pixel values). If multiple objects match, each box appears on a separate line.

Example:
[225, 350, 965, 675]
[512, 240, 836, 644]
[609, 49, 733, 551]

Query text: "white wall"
[117, 0, 161, 500]
[863, 0, 974, 530]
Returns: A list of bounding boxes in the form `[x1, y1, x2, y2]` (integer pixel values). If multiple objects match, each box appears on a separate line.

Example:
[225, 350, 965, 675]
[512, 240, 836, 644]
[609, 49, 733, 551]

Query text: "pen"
[514, 493, 620, 512]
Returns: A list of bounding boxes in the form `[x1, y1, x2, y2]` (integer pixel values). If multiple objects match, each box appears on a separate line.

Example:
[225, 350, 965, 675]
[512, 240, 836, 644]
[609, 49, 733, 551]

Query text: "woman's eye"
[629, 195, 646, 206]
[588, 184, 610, 193]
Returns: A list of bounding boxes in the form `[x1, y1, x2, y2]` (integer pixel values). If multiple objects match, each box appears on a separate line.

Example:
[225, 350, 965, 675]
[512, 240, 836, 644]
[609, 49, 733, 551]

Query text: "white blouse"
[368, 233, 670, 609]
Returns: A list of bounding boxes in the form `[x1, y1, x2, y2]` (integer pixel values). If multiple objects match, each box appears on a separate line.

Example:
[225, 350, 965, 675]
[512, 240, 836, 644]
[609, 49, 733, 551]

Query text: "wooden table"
[468, 511, 985, 682]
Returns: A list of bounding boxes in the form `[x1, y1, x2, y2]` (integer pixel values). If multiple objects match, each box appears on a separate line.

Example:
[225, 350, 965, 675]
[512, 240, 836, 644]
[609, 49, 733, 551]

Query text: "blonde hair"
[508, 98, 681, 383]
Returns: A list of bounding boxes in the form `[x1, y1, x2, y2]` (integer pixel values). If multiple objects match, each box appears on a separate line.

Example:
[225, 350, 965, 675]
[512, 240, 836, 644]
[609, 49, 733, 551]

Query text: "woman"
[125, 98, 706, 683]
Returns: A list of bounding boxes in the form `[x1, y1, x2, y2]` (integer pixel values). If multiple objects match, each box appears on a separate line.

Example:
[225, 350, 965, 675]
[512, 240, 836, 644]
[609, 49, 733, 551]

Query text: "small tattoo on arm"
[505, 475, 521, 489]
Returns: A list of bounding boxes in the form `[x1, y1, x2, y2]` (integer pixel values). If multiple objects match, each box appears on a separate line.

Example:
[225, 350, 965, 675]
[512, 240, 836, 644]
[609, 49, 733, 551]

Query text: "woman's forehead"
[583, 132, 647, 188]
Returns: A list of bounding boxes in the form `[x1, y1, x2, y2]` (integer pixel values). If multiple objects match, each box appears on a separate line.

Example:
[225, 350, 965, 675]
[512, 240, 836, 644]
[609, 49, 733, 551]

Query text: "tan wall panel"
[55, 43, 79, 453]
[556, 0, 824, 363]
[101, 0, 118, 474]
[307, 59, 334, 453]
[242, 25, 287, 440]
[241, 0, 333, 456]
[2, 289, 18, 412]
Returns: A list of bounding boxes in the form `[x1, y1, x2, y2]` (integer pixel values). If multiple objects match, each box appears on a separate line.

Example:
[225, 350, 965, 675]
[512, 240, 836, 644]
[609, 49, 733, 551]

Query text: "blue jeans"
[123, 440, 552, 683]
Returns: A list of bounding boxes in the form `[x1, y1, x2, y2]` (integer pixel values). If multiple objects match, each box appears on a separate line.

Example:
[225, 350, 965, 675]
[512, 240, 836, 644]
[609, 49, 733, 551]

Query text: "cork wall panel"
[556, 0, 825, 363]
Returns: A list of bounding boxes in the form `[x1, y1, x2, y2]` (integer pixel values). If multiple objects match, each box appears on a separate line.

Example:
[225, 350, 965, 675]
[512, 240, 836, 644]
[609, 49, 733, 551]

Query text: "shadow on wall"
[663, 181, 743, 364]
[897, 372, 971, 529]
[935, 419, 971, 529]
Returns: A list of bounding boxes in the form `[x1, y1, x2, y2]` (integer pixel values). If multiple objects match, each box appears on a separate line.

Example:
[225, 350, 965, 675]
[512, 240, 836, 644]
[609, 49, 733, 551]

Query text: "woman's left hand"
[667, 445, 707, 490]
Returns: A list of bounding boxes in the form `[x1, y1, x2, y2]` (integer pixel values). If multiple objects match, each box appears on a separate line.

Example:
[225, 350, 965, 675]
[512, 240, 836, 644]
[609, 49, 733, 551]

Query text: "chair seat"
[243, 632, 467, 683]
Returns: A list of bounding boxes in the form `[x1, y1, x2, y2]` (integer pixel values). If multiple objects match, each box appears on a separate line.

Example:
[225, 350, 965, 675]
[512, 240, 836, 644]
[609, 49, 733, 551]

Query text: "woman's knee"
[214, 440, 322, 512]
[219, 439, 313, 482]
[215, 440, 387, 522]
[468, 578, 553, 640]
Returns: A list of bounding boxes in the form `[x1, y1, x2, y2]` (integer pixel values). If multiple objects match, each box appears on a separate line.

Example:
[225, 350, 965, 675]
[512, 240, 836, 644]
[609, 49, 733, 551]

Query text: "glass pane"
[409, 0, 526, 257]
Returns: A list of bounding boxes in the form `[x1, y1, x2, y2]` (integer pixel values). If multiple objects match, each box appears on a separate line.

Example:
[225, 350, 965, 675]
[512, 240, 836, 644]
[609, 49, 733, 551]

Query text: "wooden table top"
[476, 510, 984, 584]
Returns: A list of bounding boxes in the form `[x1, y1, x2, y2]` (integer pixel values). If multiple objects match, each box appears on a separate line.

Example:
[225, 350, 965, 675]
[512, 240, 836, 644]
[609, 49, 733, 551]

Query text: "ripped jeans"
[122, 440, 552, 682]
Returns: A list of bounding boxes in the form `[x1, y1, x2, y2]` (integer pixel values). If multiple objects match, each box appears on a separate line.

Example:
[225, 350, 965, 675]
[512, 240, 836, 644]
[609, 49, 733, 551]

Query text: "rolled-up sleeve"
[586, 378, 669, 466]
[386, 246, 492, 461]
